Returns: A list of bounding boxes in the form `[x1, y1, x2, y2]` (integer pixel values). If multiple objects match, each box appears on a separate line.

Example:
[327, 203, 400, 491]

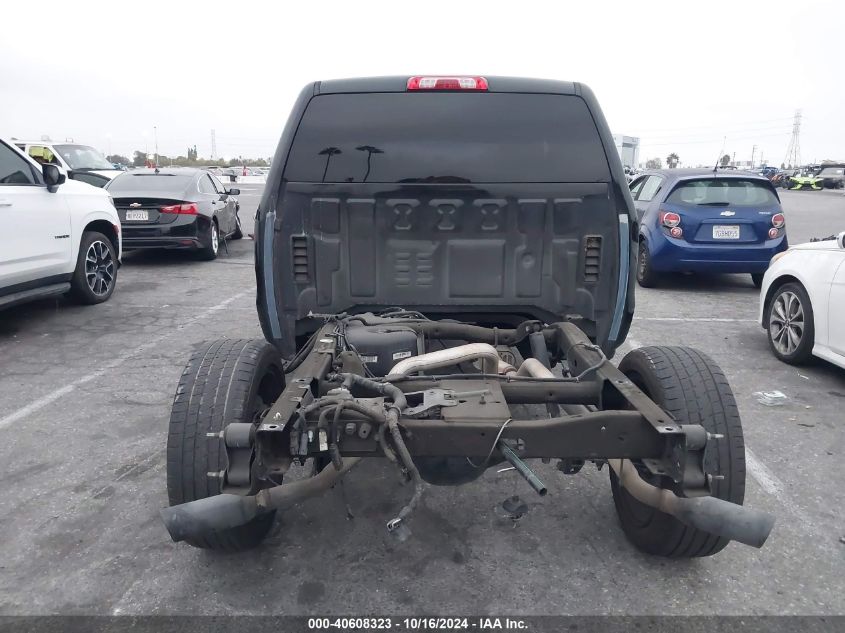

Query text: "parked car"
[816, 165, 845, 189]
[104, 168, 242, 260]
[630, 169, 788, 287]
[0, 139, 121, 310]
[12, 141, 123, 187]
[759, 232, 845, 368]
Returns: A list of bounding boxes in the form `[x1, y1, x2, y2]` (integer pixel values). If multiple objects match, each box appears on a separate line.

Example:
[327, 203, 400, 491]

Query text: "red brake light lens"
[407, 76, 488, 91]
[659, 211, 681, 228]
[669, 226, 684, 238]
[160, 203, 198, 215]
[768, 227, 779, 239]
[771, 213, 785, 228]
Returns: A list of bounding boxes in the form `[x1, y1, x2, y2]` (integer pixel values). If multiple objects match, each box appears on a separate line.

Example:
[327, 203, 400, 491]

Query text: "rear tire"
[610, 346, 745, 557]
[197, 219, 219, 261]
[231, 211, 244, 240]
[166, 339, 285, 550]
[636, 240, 658, 288]
[68, 231, 118, 304]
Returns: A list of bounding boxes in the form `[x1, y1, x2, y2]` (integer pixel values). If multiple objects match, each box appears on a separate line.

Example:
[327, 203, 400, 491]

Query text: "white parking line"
[0, 289, 254, 430]
[744, 448, 786, 497]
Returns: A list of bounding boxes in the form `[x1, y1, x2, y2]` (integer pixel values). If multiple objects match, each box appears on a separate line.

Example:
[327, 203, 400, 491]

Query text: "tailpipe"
[161, 457, 361, 543]
[161, 494, 261, 543]
[609, 459, 774, 549]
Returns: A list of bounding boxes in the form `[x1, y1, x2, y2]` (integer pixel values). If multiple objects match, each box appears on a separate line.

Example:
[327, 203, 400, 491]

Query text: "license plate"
[712, 225, 740, 240]
[125, 210, 149, 221]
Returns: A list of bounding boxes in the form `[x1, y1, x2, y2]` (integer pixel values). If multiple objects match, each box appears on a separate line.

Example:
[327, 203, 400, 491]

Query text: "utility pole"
[210, 129, 217, 160]
[784, 110, 802, 168]
[750, 145, 757, 169]
[154, 125, 159, 167]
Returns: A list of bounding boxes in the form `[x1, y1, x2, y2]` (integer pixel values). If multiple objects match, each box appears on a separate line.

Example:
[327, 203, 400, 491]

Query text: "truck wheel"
[636, 240, 658, 288]
[610, 346, 745, 557]
[167, 339, 285, 550]
[68, 231, 118, 304]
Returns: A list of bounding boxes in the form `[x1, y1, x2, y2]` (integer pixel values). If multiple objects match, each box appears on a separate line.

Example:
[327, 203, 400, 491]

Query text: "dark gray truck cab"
[255, 77, 637, 359]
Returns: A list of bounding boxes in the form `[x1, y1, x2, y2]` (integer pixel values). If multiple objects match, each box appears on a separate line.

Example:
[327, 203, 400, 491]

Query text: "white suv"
[0, 139, 121, 310]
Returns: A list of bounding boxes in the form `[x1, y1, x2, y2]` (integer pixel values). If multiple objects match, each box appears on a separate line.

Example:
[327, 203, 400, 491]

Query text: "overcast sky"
[2, 0, 842, 167]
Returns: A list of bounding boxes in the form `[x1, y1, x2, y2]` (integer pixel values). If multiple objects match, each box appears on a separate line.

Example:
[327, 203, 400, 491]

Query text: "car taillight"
[768, 227, 779, 239]
[771, 213, 785, 229]
[669, 226, 683, 238]
[407, 76, 488, 91]
[659, 211, 681, 228]
[160, 203, 198, 215]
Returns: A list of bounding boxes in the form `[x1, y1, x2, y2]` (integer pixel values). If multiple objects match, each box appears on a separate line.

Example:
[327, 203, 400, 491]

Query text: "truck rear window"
[284, 93, 610, 183]
[665, 179, 779, 207]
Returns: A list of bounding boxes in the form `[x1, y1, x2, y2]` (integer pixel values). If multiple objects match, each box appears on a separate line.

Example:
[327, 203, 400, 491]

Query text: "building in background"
[612, 134, 640, 169]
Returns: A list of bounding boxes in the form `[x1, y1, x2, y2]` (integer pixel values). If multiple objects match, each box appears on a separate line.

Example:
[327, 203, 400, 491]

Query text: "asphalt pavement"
[0, 185, 843, 616]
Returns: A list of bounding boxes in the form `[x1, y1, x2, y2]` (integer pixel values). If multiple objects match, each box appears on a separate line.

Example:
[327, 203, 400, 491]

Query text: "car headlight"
[770, 250, 792, 266]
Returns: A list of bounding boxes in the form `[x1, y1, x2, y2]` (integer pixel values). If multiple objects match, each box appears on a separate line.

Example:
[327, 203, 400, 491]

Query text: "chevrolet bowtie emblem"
[720, 210, 736, 217]
[129, 202, 142, 208]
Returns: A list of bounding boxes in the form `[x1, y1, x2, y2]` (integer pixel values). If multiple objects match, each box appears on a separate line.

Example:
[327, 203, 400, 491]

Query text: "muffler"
[608, 458, 774, 548]
[161, 457, 361, 543]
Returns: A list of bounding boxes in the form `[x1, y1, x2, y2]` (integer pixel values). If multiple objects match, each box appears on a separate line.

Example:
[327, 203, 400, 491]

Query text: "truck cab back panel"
[256, 77, 636, 357]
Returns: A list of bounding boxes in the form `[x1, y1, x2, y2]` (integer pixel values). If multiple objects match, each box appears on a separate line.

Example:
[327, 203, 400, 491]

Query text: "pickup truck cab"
[255, 76, 637, 358]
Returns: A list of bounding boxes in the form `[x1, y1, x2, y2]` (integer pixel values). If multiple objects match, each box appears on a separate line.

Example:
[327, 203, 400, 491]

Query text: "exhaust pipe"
[161, 457, 361, 543]
[608, 458, 774, 548]
[387, 343, 501, 378]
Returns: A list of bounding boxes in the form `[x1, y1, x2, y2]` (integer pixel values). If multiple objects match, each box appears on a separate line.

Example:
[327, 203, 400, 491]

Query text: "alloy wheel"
[85, 240, 115, 296]
[211, 223, 219, 254]
[769, 290, 804, 355]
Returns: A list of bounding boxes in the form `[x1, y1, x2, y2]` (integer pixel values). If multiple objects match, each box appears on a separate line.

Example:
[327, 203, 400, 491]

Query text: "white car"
[759, 232, 845, 368]
[12, 140, 123, 187]
[0, 139, 121, 310]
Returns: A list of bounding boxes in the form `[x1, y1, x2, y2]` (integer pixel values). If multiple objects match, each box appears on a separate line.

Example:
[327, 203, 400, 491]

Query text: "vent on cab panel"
[583, 235, 602, 283]
[291, 235, 310, 283]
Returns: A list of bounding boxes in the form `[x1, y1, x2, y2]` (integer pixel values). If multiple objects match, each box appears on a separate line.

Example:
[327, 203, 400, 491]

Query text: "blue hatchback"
[630, 169, 788, 287]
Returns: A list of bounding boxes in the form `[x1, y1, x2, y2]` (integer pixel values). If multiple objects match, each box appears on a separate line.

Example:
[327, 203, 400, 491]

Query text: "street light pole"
[154, 126, 159, 167]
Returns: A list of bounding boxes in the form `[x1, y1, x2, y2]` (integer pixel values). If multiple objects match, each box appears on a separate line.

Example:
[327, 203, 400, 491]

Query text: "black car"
[105, 168, 242, 259]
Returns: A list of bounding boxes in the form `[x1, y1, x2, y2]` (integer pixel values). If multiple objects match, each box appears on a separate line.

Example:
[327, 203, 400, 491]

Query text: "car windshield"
[665, 178, 779, 206]
[53, 144, 114, 171]
[105, 173, 195, 194]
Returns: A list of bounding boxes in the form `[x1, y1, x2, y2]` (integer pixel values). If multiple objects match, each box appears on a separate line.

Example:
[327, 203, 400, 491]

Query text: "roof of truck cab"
[315, 76, 578, 95]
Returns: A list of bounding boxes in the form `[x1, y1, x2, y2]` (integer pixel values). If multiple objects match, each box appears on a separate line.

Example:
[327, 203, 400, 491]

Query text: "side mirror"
[838, 231, 845, 249]
[43, 163, 66, 192]
[227, 188, 240, 196]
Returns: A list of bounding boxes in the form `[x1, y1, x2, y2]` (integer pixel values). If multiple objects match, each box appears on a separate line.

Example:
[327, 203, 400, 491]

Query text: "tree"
[106, 154, 130, 165]
[666, 153, 680, 169]
[720, 154, 731, 167]
[645, 157, 662, 169]
[187, 145, 198, 161]
[132, 150, 147, 167]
